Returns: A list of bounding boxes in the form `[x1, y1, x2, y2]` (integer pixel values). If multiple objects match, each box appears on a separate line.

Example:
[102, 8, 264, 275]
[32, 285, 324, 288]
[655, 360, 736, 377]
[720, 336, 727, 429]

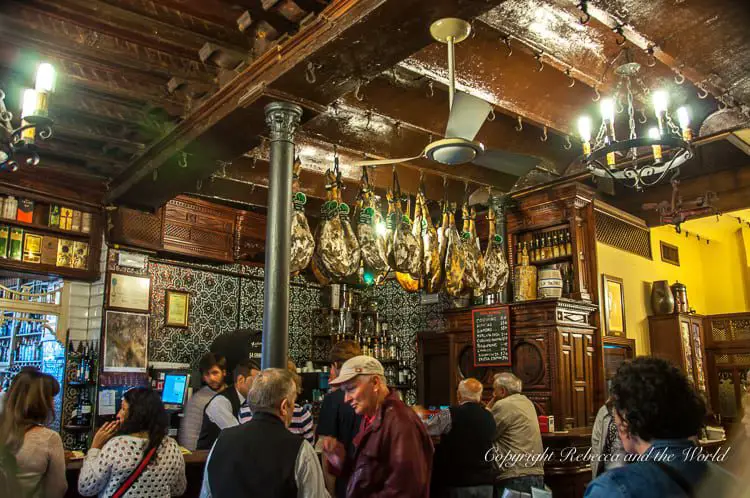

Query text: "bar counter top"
[65, 449, 209, 470]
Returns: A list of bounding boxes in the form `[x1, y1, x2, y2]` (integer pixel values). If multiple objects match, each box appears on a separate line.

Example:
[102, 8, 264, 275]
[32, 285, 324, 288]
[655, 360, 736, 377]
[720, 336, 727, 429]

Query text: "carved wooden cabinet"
[649, 313, 708, 398]
[602, 336, 636, 398]
[419, 299, 598, 429]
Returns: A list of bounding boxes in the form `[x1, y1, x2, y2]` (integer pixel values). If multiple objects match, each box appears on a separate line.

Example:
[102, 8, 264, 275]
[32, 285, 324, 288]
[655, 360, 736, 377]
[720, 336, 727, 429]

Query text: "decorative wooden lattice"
[595, 211, 652, 259]
[709, 318, 750, 342]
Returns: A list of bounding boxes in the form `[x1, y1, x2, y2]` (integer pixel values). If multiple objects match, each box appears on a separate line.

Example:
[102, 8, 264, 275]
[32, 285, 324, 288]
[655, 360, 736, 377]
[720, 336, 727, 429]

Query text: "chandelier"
[0, 63, 56, 172]
[577, 56, 693, 191]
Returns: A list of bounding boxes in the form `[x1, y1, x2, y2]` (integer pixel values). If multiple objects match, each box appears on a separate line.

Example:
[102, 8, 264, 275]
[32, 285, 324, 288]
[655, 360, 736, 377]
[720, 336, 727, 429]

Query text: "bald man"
[424, 379, 496, 498]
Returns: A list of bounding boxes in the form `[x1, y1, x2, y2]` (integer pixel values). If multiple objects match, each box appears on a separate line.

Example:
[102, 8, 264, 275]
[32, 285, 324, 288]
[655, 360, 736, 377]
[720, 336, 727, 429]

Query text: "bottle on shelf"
[565, 230, 572, 256]
[552, 233, 560, 258]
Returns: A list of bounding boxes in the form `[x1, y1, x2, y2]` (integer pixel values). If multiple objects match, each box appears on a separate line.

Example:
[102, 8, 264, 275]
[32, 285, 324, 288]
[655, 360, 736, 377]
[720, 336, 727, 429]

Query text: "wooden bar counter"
[64, 450, 209, 498]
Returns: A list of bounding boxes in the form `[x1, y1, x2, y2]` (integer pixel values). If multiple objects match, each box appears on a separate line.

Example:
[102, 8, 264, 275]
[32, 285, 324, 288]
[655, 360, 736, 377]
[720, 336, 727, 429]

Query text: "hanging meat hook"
[515, 116, 523, 132]
[177, 152, 189, 168]
[696, 83, 709, 99]
[577, 1, 590, 24]
[535, 52, 544, 72]
[305, 62, 320, 84]
[503, 36, 513, 57]
[540, 126, 548, 142]
[426, 80, 434, 98]
[563, 135, 572, 150]
[612, 24, 626, 46]
[354, 80, 365, 101]
[638, 109, 648, 124]
[488, 108, 496, 121]
[674, 70, 685, 85]
[592, 86, 601, 102]
[645, 45, 657, 67]
[566, 68, 576, 88]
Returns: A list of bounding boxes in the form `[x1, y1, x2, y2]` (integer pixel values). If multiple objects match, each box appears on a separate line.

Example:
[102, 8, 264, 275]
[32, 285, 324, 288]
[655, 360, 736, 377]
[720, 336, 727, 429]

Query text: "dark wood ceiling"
[0, 0, 748, 215]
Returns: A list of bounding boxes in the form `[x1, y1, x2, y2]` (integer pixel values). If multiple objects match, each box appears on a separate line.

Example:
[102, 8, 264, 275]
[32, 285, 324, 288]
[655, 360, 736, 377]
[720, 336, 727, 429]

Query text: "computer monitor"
[161, 373, 189, 409]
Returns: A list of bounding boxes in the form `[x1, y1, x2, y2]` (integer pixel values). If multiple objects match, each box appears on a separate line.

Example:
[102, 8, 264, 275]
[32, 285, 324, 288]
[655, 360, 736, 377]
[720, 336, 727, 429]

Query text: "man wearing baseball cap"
[322, 355, 434, 497]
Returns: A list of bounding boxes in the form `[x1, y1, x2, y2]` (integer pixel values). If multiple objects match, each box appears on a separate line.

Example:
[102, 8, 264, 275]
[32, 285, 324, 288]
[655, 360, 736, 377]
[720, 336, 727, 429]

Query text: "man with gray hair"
[487, 372, 545, 495]
[200, 368, 329, 498]
[425, 378, 496, 498]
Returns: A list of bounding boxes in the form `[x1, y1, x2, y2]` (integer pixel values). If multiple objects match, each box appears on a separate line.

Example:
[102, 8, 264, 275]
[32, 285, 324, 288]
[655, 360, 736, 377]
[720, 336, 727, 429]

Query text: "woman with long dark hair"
[0, 368, 66, 498]
[78, 387, 186, 497]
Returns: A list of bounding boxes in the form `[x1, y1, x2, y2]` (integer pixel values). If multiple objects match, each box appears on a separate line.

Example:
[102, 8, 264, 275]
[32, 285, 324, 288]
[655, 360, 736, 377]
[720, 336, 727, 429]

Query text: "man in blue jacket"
[585, 357, 737, 498]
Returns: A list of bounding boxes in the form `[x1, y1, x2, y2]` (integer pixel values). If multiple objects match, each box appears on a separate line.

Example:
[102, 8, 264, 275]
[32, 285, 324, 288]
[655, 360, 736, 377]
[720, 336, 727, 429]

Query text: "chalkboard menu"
[471, 306, 511, 366]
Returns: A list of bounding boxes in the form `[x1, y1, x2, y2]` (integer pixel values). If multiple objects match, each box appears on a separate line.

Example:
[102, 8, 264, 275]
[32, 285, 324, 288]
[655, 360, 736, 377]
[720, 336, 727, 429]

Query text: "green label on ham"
[338, 202, 351, 219]
[493, 234, 503, 245]
[359, 207, 374, 225]
[293, 192, 307, 211]
[321, 200, 339, 220]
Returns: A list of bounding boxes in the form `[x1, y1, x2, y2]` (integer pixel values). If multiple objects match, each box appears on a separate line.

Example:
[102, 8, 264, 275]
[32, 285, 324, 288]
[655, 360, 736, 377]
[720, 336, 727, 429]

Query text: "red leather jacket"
[345, 390, 434, 498]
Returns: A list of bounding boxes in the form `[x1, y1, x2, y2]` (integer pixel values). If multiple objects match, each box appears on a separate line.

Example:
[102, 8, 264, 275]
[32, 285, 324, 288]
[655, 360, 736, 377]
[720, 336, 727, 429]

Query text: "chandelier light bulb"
[677, 107, 690, 129]
[35, 63, 56, 93]
[600, 98, 615, 123]
[577, 116, 592, 142]
[21, 89, 39, 118]
[648, 127, 663, 163]
[652, 91, 669, 115]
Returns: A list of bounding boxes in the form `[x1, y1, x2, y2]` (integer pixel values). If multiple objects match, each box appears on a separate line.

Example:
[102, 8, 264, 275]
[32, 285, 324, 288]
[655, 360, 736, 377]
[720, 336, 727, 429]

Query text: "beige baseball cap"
[328, 355, 385, 385]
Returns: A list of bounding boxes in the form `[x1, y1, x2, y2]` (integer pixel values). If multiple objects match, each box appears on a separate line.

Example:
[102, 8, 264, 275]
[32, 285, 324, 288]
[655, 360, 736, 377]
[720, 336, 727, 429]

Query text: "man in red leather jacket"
[322, 355, 434, 497]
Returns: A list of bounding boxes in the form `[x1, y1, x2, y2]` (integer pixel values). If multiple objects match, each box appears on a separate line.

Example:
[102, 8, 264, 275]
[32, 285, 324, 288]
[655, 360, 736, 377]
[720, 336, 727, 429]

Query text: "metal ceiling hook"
[674, 70, 685, 85]
[566, 69, 576, 88]
[540, 126, 548, 142]
[578, 0, 591, 25]
[515, 116, 523, 132]
[592, 86, 601, 102]
[503, 36, 513, 57]
[613, 25, 626, 46]
[305, 62, 320, 84]
[645, 45, 657, 67]
[426, 80, 434, 98]
[354, 80, 365, 101]
[697, 83, 709, 99]
[488, 108, 496, 121]
[718, 96, 728, 111]
[563, 135, 572, 150]
[638, 109, 647, 124]
[535, 52, 544, 72]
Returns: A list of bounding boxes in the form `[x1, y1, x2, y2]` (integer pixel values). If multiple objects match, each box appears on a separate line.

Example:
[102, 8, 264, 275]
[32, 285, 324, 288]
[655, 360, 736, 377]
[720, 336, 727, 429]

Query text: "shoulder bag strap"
[112, 446, 157, 498]
[653, 461, 695, 498]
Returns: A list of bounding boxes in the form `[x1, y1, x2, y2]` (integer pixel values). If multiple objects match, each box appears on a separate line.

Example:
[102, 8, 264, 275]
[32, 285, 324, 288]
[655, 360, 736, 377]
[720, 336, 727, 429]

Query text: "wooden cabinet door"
[558, 329, 595, 428]
[678, 317, 695, 384]
[690, 318, 708, 396]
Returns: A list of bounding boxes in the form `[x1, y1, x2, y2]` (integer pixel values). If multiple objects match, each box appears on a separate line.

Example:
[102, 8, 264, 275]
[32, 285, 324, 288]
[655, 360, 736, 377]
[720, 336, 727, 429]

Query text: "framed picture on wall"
[603, 274, 626, 337]
[103, 310, 149, 372]
[107, 272, 151, 313]
[165, 290, 190, 328]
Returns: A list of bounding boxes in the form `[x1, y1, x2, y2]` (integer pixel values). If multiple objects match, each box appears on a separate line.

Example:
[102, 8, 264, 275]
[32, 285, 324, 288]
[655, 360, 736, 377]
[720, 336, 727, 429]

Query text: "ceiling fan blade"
[351, 153, 424, 167]
[445, 91, 492, 141]
[472, 148, 539, 177]
[468, 187, 490, 206]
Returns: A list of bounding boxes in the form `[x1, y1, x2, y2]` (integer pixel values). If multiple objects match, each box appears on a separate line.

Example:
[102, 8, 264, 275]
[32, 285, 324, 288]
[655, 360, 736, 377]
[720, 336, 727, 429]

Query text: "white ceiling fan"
[353, 18, 539, 178]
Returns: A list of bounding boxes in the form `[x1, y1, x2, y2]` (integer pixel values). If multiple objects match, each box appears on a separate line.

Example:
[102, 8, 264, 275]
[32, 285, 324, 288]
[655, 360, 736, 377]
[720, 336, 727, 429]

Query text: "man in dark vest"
[197, 360, 259, 450]
[425, 378, 496, 498]
[200, 368, 329, 498]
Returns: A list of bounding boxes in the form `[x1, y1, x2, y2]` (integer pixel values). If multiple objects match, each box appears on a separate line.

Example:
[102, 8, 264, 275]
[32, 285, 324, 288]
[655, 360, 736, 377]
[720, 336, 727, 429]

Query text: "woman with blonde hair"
[0, 368, 67, 498]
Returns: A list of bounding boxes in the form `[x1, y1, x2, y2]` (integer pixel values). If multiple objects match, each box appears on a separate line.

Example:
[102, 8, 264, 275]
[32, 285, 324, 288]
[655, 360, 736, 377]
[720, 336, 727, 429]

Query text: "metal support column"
[262, 102, 302, 369]
[496, 195, 511, 304]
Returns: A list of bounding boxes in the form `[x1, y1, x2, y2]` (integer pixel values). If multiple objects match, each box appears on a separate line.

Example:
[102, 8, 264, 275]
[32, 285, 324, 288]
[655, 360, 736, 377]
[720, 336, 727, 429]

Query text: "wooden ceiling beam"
[0, 8, 218, 83]
[19, 0, 250, 58]
[53, 114, 146, 154]
[35, 140, 129, 175]
[106, 0, 507, 209]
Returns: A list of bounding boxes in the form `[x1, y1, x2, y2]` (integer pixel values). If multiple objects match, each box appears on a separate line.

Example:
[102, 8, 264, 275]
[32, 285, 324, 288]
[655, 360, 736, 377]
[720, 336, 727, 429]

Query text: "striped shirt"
[239, 401, 314, 443]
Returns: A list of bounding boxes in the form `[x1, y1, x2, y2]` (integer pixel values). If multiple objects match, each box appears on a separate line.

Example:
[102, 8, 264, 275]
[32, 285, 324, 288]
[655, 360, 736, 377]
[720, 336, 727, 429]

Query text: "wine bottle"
[565, 231, 572, 256]
[552, 233, 560, 258]
[80, 389, 92, 426]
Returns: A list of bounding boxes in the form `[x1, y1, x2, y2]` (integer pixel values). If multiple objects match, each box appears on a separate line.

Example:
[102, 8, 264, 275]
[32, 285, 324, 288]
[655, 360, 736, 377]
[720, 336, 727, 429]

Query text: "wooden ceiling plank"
[106, 0, 507, 208]
[18, 0, 249, 60]
[0, 10, 217, 83]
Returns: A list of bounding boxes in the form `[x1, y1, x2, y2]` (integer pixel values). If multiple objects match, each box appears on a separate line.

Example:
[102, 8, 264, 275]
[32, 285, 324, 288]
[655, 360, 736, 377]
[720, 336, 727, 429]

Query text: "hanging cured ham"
[355, 168, 389, 274]
[461, 204, 485, 296]
[394, 196, 421, 292]
[314, 166, 361, 281]
[484, 206, 510, 294]
[386, 171, 421, 279]
[443, 203, 465, 297]
[290, 157, 315, 275]
[419, 191, 442, 293]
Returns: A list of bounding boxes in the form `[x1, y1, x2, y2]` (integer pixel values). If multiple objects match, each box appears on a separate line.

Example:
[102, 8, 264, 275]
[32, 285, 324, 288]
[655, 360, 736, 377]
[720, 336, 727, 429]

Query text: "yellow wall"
[597, 212, 750, 356]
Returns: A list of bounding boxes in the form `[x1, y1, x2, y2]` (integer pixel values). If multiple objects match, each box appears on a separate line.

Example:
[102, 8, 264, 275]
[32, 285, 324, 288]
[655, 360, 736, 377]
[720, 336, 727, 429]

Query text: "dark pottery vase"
[651, 280, 675, 315]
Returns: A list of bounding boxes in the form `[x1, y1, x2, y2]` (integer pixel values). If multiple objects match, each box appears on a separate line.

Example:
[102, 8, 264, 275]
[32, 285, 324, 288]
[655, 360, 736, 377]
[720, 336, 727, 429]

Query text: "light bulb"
[649, 127, 663, 162]
[21, 89, 39, 118]
[577, 116, 592, 142]
[600, 98, 615, 123]
[677, 107, 690, 129]
[35, 63, 56, 93]
[652, 91, 669, 115]
[375, 221, 387, 237]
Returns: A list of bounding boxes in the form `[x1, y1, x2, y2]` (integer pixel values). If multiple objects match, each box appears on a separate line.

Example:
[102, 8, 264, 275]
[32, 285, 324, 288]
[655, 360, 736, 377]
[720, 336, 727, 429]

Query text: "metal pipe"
[262, 102, 302, 369]
[447, 37, 455, 110]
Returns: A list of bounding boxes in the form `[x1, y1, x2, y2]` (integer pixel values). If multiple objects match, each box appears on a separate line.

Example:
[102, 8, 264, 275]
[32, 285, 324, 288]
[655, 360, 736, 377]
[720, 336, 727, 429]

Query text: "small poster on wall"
[103, 310, 149, 372]
[165, 290, 190, 328]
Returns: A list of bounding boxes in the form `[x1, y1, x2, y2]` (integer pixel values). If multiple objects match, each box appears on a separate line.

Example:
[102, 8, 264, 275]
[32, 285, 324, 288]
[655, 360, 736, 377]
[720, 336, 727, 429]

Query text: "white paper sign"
[98, 390, 116, 416]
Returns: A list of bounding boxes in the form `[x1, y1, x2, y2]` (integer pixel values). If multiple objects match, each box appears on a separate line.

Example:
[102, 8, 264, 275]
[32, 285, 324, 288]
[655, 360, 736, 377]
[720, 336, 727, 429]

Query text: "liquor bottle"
[389, 335, 396, 362]
[565, 230, 572, 256]
[552, 233, 561, 258]
[80, 389, 92, 426]
[529, 239, 536, 262]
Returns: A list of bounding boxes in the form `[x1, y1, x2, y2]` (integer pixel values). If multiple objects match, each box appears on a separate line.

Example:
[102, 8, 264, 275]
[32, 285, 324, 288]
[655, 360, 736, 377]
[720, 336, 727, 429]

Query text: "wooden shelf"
[526, 255, 573, 266]
[63, 425, 92, 432]
[0, 258, 96, 282]
[0, 217, 91, 241]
